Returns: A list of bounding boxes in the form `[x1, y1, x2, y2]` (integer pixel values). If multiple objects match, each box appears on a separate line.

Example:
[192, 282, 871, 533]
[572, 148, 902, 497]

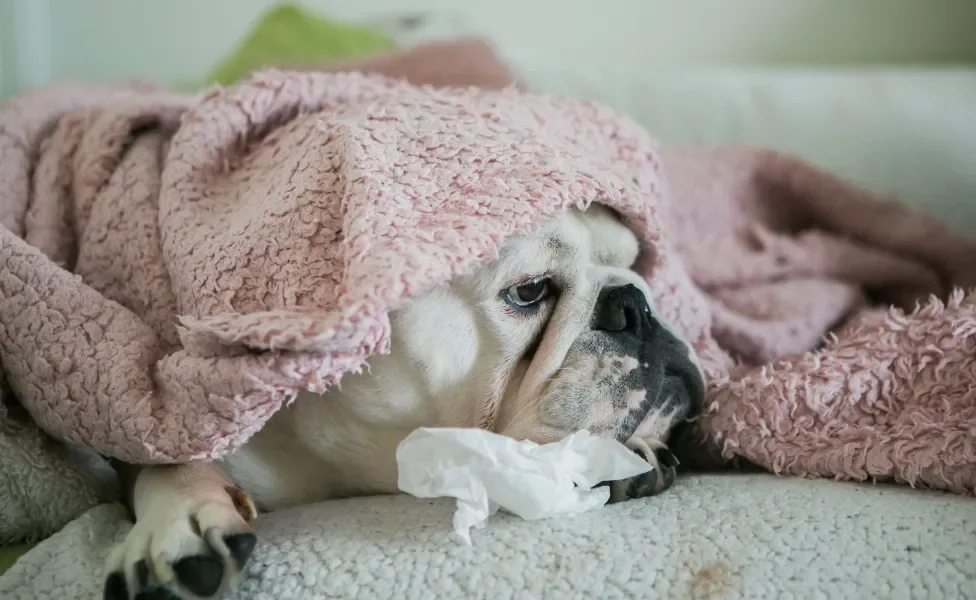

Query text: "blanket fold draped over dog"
[1, 71, 975, 500]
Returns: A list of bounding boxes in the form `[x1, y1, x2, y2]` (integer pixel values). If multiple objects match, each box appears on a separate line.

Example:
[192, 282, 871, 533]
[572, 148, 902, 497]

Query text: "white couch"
[524, 66, 976, 233]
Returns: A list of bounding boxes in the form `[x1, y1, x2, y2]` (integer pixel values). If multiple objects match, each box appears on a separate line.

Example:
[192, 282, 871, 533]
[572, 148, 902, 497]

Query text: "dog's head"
[384, 205, 705, 451]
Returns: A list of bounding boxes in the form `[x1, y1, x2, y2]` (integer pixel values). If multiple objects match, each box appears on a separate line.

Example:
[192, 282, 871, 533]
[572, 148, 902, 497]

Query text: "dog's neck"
[220, 349, 489, 509]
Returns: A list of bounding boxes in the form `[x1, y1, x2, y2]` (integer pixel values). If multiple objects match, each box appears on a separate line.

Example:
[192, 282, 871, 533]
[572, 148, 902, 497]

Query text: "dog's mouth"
[664, 357, 706, 414]
[614, 348, 706, 444]
[497, 322, 706, 446]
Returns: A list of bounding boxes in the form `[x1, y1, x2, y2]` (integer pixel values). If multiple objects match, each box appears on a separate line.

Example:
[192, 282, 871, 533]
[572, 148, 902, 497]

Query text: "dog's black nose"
[592, 284, 655, 335]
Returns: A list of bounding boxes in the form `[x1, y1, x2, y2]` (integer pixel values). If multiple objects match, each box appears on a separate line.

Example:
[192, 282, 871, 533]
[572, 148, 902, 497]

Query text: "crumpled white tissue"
[396, 427, 652, 544]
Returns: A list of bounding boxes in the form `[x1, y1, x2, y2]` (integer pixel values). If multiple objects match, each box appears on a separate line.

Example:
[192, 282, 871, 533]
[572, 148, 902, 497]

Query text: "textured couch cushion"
[2, 474, 973, 598]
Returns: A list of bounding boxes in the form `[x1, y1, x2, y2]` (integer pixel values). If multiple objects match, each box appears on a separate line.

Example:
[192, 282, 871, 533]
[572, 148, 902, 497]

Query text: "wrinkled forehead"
[466, 205, 641, 291]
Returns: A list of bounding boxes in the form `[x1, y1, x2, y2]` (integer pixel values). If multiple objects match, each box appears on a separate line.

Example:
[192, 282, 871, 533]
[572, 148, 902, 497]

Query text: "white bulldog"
[103, 205, 705, 600]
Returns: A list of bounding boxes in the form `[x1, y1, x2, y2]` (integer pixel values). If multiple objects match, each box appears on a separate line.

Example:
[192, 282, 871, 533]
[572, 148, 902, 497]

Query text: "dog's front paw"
[610, 437, 679, 502]
[103, 489, 257, 600]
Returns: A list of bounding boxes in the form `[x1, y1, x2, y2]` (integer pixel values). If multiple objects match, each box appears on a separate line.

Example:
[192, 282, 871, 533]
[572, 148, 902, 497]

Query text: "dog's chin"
[626, 381, 689, 442]
[625, 359, 705, 442]
[498, 382, 697, 448]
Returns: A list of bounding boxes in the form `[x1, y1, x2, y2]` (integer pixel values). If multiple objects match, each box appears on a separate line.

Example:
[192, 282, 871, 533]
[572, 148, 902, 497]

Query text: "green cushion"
[0, 543, 34, 576]
[202, 3, 395, 87]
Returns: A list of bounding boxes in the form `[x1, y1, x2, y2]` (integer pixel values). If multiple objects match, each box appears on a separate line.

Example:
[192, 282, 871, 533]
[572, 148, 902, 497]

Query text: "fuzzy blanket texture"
[1, 41, 975, 591]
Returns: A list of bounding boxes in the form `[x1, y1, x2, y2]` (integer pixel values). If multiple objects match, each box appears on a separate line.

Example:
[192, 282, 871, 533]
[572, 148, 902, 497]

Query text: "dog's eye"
[505, 279, 551, 309]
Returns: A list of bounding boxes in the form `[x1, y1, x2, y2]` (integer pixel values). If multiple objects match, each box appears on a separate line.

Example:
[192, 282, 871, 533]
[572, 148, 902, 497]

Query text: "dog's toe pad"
[173, 555, 224, 597]
[103, 571, 128, 600]
[134, 588, 182, 600]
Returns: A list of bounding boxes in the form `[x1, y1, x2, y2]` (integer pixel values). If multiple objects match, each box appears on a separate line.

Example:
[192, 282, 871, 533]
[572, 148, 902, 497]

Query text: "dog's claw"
[135, 559, 151, 588]
[224, 532, 258, 571]
[657, 447, 680, 469]
[173, 555, 224, 597]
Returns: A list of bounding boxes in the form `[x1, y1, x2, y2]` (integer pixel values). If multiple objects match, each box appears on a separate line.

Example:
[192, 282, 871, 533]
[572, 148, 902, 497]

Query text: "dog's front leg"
[103, 462, 257, 600]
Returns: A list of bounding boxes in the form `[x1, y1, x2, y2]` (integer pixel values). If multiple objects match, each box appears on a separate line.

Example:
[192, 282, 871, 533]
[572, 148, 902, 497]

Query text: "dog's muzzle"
[592, 284, 706, 441]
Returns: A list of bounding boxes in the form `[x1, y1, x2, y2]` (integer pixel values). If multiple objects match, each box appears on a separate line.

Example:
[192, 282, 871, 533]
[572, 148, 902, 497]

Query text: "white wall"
[2, 0, 976, 96]
[1, 0, 55, 98]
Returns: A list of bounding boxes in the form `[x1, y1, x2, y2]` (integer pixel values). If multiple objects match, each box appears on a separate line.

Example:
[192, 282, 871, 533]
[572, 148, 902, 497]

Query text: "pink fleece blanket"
[1, 70, 974, 495]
